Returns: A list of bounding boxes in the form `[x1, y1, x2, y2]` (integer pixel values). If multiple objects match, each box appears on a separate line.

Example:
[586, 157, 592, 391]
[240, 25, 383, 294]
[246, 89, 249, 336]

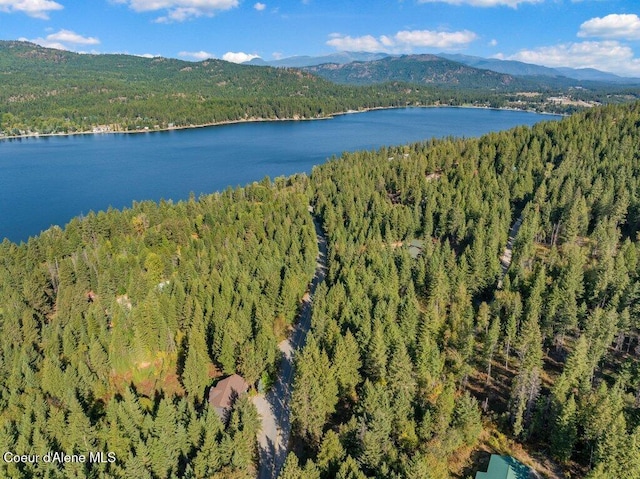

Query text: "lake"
[0, 107, 557, 243]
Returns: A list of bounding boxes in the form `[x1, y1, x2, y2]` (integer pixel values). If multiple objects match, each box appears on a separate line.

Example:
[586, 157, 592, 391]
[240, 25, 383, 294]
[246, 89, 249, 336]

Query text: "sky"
[1, 0, 640, 76]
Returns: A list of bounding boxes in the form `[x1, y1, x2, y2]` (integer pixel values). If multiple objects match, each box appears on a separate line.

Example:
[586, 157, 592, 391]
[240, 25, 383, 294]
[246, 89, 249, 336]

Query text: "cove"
[0, 107, 557, 243]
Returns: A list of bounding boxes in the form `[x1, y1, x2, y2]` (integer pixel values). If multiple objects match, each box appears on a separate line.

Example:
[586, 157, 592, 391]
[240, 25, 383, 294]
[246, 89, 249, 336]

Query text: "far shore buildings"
[208, 374, 249, 420]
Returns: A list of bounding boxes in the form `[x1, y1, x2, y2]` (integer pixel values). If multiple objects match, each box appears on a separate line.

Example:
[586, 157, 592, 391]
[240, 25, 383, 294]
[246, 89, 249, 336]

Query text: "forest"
[283, 101, 640, 478]
[1, 97, 640, 478]
[1, 40, 638, 138]
[0, 178, 318, 478]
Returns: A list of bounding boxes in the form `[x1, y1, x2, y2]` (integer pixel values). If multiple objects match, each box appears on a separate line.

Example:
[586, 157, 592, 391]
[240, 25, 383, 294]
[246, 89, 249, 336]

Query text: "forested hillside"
[2, 41, 638, 138]
[2, 101, 640, 478]
[282, 101, 640, 478]
[0, 41, 504, 137]
[302, 54, 522, 88]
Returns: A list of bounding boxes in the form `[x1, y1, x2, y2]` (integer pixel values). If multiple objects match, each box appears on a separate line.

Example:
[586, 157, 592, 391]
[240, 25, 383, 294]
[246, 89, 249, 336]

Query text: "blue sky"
[1, 0, 640, 76]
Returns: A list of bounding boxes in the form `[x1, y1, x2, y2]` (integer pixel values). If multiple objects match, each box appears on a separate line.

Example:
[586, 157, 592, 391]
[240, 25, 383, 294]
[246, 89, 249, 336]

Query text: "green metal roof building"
[408, 239, 425, 259]
[475, 455, 530, 479]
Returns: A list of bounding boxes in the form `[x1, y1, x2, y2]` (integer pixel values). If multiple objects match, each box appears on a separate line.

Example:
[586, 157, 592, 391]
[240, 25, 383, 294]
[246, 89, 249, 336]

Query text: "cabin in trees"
[408, 239, 425, 259]
[208, 374, 249, 420]
[475, 455, 530, 479]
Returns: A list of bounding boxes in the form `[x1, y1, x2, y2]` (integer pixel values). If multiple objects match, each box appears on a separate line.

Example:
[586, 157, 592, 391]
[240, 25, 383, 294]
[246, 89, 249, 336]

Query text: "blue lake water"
[0, 107, 557, 243]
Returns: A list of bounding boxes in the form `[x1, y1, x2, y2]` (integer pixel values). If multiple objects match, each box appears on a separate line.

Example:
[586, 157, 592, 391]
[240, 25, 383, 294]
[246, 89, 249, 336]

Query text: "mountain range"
[246, 51, 390, 68]
[300, 54, 521, 90]
[248, 51, 640, 85]
[439, 53, 640, 84]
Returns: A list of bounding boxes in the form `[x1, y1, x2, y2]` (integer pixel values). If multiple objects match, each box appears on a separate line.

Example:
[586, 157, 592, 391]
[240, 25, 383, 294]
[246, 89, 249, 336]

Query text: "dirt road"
[498, 215, 522, 287]
[253, 206, 328, 479]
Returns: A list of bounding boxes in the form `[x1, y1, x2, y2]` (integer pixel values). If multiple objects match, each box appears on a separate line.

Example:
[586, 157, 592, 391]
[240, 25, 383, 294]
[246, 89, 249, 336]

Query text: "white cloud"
[417, 0, 543, 7]
[115, 0, 238, 23]
[19, 36, 65, 50]
[23, 29, 101, 51]
[178, 50, 215, 60]
[489, 39, 498, 47]
[327, 34, 384, 52]
[506, 40, 640, 77]
[395, 30, 477, 48]
[222, 51, 261, 63]
[254, 2, 265, 10]
[578, 14, 640, 40]
[272, 51, 283, 60]
[0, 0, 63, 19]
[327, 29, 477, 53]
[46, 29, 99, 45]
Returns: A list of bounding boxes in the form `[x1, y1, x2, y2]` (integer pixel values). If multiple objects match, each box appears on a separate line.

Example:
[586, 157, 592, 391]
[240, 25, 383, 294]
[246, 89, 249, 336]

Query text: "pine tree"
[452, 392, 483, 447]
[356, 380, 394, 472]
[364, 321, 387, 383]
[510, 312, 543, 438]
[332, 329, 362, 400]
[387, 341, 417, 434]
[550, 394, 577, 462]
[291, 334, 338, 446]
[336, 456, 367, 479]
[182, 304, 211, 401]
[483, 314, 501, 384]
[316, 430, 345, 478]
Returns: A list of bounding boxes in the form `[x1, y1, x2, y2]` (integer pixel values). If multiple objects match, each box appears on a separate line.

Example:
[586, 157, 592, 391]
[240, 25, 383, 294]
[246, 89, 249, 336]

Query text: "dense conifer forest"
[1, 100, 640, 478]
[284, 101, 640, 478]
[0, 179, 318, 478]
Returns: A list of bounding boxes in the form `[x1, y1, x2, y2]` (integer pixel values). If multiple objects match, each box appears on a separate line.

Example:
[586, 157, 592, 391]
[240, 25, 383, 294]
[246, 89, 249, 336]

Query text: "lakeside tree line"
[1, 98, 640, 478]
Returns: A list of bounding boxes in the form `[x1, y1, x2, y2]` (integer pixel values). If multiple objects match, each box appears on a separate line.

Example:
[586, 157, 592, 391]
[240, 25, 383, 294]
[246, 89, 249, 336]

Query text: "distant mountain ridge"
[299, 54, 524, 90]
[247, 51, 390, 68]
[438, 53, 564, 78]
[249, 51, 640, 85]
[439, 53, 640, 84]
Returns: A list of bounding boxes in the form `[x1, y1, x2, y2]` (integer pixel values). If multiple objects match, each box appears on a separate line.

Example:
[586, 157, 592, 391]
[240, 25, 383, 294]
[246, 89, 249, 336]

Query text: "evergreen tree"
[291, 334, 338, 446]
[182, 304, 212, 401]
[332, 329, 362, 400]
[550, 394, 577, 462]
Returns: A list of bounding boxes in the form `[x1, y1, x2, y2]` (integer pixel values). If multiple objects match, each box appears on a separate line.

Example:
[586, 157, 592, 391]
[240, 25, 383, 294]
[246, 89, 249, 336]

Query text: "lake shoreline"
[0, 104, 563, 142]
[2, 106, 557, 243]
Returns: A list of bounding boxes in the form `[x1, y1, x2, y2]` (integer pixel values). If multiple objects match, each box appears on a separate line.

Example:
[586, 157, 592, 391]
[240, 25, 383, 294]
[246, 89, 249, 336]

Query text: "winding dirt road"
[498, 214, 522, 287]
[253, 206, 328, 479]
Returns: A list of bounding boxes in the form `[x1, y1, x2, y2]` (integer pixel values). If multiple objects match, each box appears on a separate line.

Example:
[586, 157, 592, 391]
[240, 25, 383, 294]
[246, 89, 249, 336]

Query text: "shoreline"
[2, 104, 563, 244]
[0, 104, 564, 142]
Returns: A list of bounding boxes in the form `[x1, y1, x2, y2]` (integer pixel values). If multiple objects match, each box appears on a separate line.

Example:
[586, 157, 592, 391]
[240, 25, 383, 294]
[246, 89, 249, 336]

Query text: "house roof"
[475, 455, 530, 479]
[408, 238, 426, 259]
[208, 374, 249, 409]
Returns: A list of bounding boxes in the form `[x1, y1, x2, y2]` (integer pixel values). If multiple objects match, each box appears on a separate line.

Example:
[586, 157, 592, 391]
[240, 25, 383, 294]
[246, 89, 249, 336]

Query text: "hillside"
[4, 41, 638, 138]
[441, 53, 640, 85]
[0, 41, 450, 136]
[0, 40, 345, 134]
[246, 51, 390, 68]
[291, 102, 640, 478]
[301, 53, 640, 93]
[302, 54, 526, 89]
